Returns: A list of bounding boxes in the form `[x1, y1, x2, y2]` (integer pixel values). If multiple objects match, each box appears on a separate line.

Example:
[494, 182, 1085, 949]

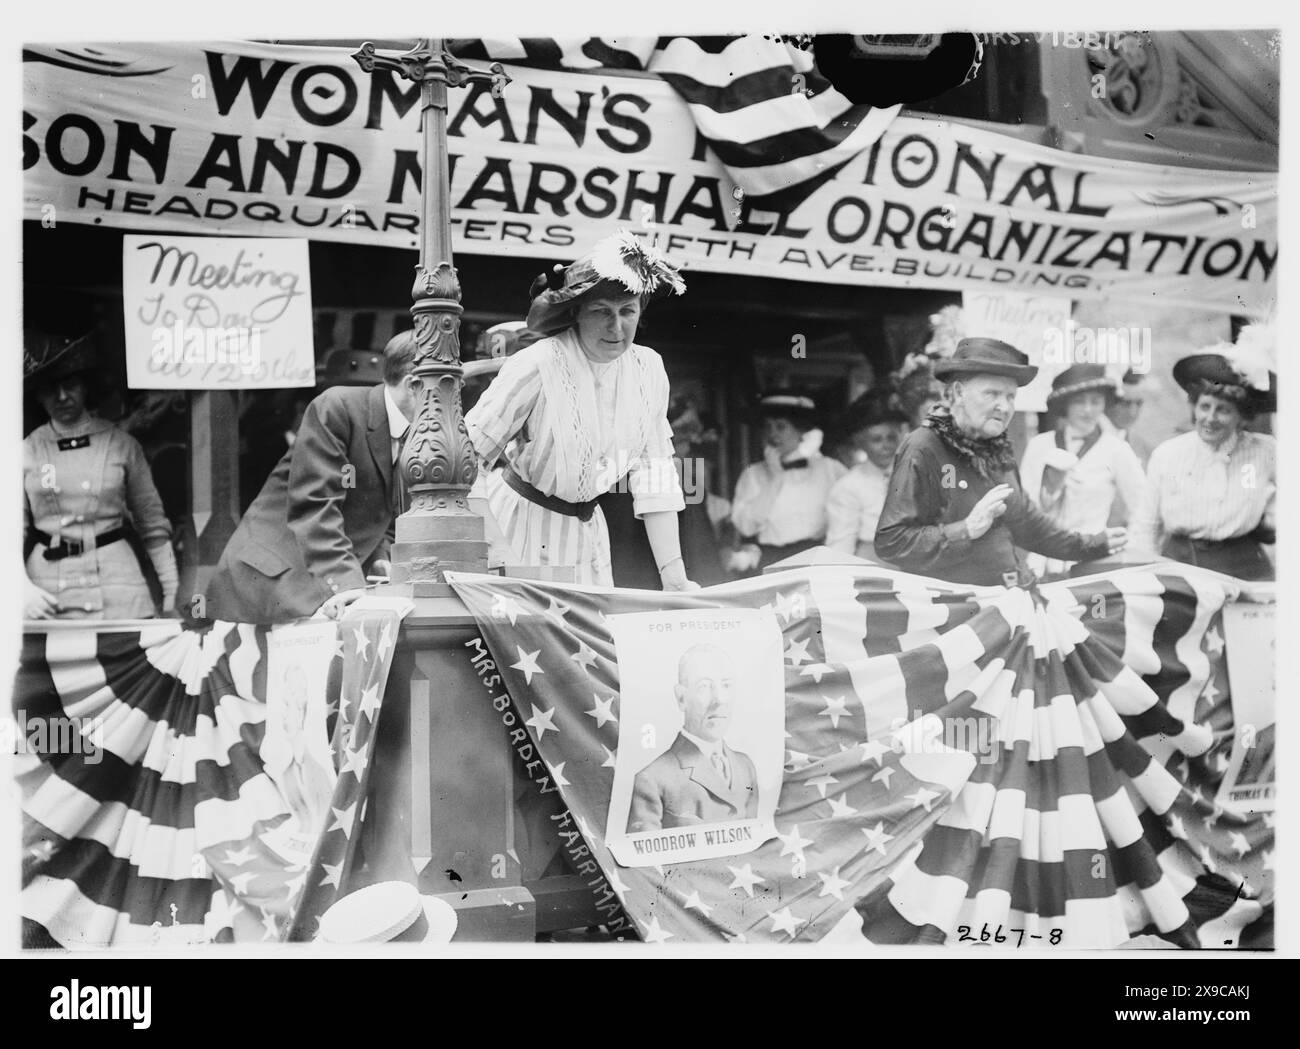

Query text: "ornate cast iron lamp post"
[352, 39, 509, 588]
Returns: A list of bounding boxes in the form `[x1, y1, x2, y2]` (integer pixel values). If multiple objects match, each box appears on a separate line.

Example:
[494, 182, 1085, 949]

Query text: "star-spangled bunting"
[8, 607, 407, 946]
[10, 562, 1273, 949]
[282, 609, 404, 942]
[444, 563, 1275, 947]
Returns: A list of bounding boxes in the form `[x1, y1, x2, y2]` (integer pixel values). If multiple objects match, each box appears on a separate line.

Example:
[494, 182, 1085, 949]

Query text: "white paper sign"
[122, 234, 315, 390]
[962, 291, 1072, 413]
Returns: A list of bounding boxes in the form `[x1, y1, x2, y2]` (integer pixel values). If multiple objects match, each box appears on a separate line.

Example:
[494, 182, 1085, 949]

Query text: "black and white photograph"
[0, 0, 1294, 994]
[604, 609, 784, 867]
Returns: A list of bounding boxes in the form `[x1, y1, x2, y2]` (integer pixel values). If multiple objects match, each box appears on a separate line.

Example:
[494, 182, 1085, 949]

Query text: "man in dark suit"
[204, 332, 423, 624]
[627, 644, 759, 833]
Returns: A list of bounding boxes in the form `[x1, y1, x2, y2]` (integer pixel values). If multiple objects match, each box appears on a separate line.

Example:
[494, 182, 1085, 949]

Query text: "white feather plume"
[589, 229, 686, 297]
[1228, 319, 1276, 391]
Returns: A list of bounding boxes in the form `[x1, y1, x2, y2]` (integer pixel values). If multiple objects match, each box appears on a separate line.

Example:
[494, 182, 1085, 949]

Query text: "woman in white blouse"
[465, 231, 694, 590]
[825, 396, 909, 560]
[731, 392, 846, 571]
[1020, 363, 1148, 578]
[1129, 347, 1276, 581]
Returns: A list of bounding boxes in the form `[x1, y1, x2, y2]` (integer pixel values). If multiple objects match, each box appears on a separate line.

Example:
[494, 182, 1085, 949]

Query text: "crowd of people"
[723, 342, 1274, 588]
[20, 230, 1277, 623]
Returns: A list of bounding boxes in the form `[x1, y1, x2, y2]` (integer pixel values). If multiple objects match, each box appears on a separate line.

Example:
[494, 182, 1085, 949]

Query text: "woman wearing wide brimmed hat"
[22, 331, 178, 619]
[1129, 340, 1277, 581]
[463, 231, 694, 589]
[729, 390, 847, 572]
[1019, 363, 1148, 578]
[875, 338, 1122, 587]
[825, 394, 909, 561]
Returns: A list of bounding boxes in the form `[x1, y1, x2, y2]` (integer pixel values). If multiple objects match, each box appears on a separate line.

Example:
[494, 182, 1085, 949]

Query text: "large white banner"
[23, 41, 1276, 315]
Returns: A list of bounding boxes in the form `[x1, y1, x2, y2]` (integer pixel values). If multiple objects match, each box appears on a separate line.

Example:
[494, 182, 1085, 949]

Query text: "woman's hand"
[315, 588, 367, 621]
[964, 484, 1013, 540]
[762, 443, 788, 478]
[24, 581, 58, 620]
[659, 558, 699, 592]
[1104, 527, 1128, 555]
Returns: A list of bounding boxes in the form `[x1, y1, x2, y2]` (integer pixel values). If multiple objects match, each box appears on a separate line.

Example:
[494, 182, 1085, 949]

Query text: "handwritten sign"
[962, 291, 1072, 413]
[122, 234, 314, 390]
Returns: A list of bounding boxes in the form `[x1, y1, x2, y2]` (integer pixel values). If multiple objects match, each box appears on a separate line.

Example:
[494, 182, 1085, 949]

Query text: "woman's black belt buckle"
[502, 466, 600, 522]
[42, 536, 86, 561]
[39, 527, 126, 561]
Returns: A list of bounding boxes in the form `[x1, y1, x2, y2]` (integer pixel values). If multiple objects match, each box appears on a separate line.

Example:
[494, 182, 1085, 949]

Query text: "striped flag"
[13, 609, 400, 948]
[12, 565, 1272, 948]
[447, 563, 1274, 947]
[284, 609, 402, 941]
[449, 35, 901, 213]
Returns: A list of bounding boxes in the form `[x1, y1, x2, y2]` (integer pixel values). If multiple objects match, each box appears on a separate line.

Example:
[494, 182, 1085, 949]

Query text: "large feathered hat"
[1173, 320, 1276, 414]
[23, 329, 95, 388]
[526, 230, 686, 336]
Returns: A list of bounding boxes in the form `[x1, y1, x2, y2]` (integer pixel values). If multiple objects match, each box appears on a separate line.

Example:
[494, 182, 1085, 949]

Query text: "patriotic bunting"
[449, 35, 900, 212]
[11, 562, 1273, 949]
[448, 563, 1273, 948]
[13, 609, 400, 948]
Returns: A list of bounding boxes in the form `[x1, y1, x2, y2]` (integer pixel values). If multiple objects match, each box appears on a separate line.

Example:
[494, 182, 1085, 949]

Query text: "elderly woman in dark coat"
[874, 338, 1126, 587]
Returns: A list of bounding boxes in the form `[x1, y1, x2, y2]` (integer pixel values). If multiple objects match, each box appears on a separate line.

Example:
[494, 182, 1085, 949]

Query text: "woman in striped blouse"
[1129, 346, 1276, 581]
[465, 231, 695, 589]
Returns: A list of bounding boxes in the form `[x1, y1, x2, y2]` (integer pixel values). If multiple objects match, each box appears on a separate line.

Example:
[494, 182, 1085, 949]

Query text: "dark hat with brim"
[526, 230, 686, 337]
[840, 391, 909, 435]
[320, 349, 385, 387]
[24, 331, 95, 389]
[932, 337, 1038, 386]
[1173, 352, 1276, 414]
[1046, 363, 1119, 408]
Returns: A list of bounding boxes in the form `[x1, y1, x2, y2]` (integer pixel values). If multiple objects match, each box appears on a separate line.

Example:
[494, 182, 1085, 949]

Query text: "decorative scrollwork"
[411, 260, 460, 301]
[1084, 32, 1179, 127]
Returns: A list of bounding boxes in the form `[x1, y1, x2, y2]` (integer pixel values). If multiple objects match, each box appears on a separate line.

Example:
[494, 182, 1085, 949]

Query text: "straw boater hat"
[317, 881, 458, 945]
[1045, 363, 1120, 409]
[753, 389, 822, 431]
[525, 229, 686, 337]
[463, 320, 544, 381]
[932, 337, 1038, 386]
[1173, 339, 1276, 415]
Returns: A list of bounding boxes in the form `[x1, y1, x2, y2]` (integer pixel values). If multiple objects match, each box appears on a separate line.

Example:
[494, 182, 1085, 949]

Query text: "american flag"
[447, 563, 1274, 947]
[12, 567, 1272, 948]
[449, 35, 901, 214]
[13, 610, 401, 947]
[283, 609, 402, 941]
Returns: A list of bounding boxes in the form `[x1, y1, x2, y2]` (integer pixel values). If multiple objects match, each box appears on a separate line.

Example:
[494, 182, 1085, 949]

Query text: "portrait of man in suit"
[626, 643, 760, 833]
[204, 331, 423, 624]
